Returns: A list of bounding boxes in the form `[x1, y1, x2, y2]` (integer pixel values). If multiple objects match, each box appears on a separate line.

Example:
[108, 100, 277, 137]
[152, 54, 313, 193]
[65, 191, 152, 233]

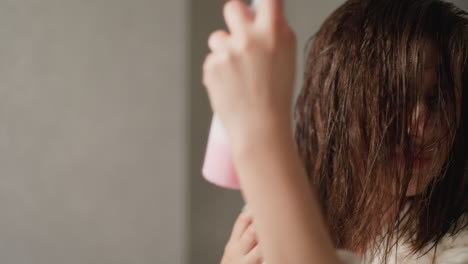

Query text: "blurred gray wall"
[0, 0, 465, 264]
[0, 1, 187, 263]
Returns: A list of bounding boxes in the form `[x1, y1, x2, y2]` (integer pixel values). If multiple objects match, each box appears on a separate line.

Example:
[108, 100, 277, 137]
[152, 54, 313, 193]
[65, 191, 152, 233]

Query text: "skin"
[221, 210, 262, 264]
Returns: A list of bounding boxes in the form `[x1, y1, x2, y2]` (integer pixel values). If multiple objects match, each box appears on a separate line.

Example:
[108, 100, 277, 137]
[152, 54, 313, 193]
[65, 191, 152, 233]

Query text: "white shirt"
[338, 215, 468, 264]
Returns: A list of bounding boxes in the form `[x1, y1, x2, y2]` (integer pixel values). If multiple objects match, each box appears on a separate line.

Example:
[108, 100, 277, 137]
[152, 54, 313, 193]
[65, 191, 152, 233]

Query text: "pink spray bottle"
[202, 0, 261, 190]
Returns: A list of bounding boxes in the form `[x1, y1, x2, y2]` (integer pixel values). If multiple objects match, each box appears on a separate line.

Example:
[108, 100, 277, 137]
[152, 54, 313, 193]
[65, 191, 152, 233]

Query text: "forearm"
[231, 121, 341, 264]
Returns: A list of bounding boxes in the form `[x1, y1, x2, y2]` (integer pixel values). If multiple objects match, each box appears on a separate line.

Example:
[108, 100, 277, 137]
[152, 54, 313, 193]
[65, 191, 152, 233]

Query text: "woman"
[203, 0, 467, 263]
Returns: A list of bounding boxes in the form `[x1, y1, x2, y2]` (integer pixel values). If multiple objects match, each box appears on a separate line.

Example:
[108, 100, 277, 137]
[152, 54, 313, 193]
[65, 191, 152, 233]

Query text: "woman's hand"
[221, 210, 264, 264]
[203, 2, 341, 264]
[202, 0, 297, 145]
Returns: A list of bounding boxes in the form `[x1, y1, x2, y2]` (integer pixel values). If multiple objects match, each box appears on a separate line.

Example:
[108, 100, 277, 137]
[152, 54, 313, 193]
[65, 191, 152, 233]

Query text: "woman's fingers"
[245, 244, 263, 264]
[223, 0, 254, 36]
[239, 223, 258, 254]
[257, 0, 285, 28]
[230, 210, 253, 242]
[209, 0, 256, 53]
[222, 210, 263, 264]
[208, 29, 231, 52]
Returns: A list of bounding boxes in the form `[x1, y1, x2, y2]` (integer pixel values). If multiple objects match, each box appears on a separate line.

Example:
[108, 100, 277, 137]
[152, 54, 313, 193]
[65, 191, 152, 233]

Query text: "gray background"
[0, 0, 465, 263]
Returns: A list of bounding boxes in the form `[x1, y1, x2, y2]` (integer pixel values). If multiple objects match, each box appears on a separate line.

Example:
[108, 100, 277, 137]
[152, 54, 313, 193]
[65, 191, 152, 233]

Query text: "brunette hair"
[294, 0, 468, 262]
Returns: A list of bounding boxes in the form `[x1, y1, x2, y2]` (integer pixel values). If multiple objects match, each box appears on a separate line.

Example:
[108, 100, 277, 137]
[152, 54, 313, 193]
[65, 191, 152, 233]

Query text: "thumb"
[257, 0, 285, 27]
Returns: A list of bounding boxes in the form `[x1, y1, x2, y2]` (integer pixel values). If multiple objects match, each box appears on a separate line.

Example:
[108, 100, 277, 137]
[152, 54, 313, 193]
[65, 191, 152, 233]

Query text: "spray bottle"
[202, 0, 261, 190]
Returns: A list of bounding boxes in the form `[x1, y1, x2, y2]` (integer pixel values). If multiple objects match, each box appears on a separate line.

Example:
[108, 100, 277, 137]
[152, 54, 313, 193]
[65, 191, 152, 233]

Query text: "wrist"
[230, 116, 295, 163]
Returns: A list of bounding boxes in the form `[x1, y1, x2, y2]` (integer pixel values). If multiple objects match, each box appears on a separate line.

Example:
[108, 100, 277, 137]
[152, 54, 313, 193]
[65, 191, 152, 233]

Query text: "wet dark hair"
[294, 0, 468, 262]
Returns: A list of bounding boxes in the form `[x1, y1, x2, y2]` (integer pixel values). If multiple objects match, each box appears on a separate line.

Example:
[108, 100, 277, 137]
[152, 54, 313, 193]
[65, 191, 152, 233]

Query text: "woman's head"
[294, 0, 467, 261]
